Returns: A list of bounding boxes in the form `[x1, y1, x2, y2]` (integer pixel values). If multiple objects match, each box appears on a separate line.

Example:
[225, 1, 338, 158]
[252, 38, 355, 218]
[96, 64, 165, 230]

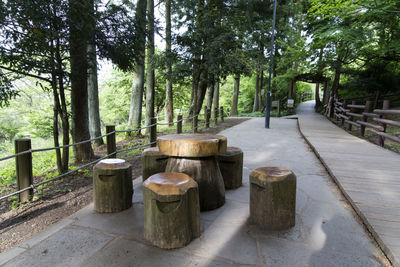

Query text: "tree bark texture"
[128, 0, 147, 132]
[87, 42, 104, 146]
[205, 82, 214, 111]
[166, 157, 225, 211]
[69, 0, 93, 162]
[253, 73, 260, 112]
[145, 0, 155, 132]
[213, 81, 220, 121]
[315, 82, 321, 110]
[250, 167, 296, 230]
[164, 0, 173, 126]
[93, 159, 133, 213]
[231, 74, 240, 115]
[143, 172, 200, 249]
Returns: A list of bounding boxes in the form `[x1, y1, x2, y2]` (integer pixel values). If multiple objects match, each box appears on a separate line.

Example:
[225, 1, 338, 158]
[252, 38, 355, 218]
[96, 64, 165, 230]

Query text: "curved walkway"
[297, 100, 400, 267]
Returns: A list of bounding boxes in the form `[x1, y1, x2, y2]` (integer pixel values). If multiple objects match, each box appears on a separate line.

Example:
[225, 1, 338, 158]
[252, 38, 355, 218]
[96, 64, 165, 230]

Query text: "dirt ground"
[0, 118, 248, 253]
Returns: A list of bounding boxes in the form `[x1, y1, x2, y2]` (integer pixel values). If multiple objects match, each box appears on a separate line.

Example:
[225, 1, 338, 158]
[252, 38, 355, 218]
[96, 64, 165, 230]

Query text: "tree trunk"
[253, 73, 260, 112]
[128, 0, 147, 133]
[212, 80, 220, 120]
[328, 59, 342, 117]
[56, 38, 69, 172]
[69, 0, 94, 162]
[164, 0, 173, 126]
[315, 83, 321, 109]
[87, 42, 103, 146]
[259, 70, 264, 109]
[231, 74, 240, 116]
[205, 82, 214, 111]
[145, 0, 155, 132]
[195, 72, 208, 115]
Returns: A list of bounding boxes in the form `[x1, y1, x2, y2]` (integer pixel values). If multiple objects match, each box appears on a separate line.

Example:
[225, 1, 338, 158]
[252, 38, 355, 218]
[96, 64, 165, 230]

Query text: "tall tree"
[69, 0, 94, 161]
[164, 0, 174, 125]
[128, 0, 147, 132]
[87, 0, 103, 146]
[231, 74, 240, 115]
[145, 0, 155, 130]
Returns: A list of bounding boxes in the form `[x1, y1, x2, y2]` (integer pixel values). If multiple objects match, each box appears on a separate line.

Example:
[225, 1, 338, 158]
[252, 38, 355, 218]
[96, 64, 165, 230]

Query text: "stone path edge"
[296, 118, 397, 267]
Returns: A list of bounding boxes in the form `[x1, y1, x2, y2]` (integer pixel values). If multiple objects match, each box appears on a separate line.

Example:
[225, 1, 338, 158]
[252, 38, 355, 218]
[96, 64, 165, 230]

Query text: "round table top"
[157, 133, 227, 157]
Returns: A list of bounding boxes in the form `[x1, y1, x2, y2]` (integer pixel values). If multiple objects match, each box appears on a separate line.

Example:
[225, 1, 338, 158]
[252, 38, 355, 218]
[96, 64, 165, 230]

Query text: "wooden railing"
[333, 98, 400, 147]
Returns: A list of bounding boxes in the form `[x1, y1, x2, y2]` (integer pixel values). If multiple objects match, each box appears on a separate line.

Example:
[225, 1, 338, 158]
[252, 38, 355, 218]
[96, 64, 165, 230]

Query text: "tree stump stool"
[158, 133, 226, 211]
[141, 147, 169, 181]
[250, 167, 296, 230]
[93, 158, 133, 213]
[216, 146, 243, 189]
[143, 172, 200, 249]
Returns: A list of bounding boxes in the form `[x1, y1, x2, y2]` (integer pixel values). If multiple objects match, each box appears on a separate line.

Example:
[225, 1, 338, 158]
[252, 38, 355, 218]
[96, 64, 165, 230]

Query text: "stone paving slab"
[297, 100, 400, 267]
[0, 117, 388, 266]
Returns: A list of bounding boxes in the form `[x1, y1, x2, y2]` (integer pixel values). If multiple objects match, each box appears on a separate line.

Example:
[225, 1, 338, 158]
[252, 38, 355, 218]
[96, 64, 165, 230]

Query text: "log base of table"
[166, 156, 225, 211]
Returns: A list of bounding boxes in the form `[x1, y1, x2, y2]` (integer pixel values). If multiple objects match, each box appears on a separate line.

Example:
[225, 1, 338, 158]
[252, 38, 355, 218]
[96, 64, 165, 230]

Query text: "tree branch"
[0, 65, 52, 83]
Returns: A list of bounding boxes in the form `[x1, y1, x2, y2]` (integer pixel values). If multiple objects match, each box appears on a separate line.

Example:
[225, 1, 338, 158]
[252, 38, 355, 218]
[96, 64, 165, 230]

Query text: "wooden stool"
[158, 134, 226, 211]
[93, 158, 133, 213]
[250, 167, 296, 230]
[143, 172, 200, 249]
[141, 147, 168, 181]
[217, 146, 243, 189]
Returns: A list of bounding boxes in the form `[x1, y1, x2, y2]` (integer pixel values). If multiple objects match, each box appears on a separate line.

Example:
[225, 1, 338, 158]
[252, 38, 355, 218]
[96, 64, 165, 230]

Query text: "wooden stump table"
[157, 133, 227, 211]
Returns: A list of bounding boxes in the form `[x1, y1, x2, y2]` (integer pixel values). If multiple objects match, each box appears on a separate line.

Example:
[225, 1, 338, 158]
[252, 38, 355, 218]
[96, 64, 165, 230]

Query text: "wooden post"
[214, 109, 218, 125]
[15, 139, 33, 202]
[348, 101, 356, 130]
[341, 99, 347, 126]
[150, 117, 157, 147]
[220, 107, 224, 122]
[360, 100, 372, 136]
[193, 114, 198, 133]
[106, 125, 116, 158]
[205, 108, 210, 128]
[177, 114, 182, 134]
[378, 100, 390, 147]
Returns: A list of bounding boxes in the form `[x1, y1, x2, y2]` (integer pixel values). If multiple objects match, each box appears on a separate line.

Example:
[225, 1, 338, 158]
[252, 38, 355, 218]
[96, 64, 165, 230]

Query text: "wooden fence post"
[360, 100, 372, 136]
[348, 101, 356, 130]
[378, 100, 390, 147]
[206, 108, 210, 128]
[15, 139, 33, 202]
[106, 125, 116, 158]
[177, 114, 182, 134]
[220, 107, 224, 122]
[150, 118, 157, 147]
[341, 99, 347, 126]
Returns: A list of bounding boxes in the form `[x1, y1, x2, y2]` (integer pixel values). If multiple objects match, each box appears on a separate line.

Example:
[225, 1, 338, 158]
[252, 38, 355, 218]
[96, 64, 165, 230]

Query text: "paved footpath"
[0, 116, 390, 266]
[297, 100, 400, 267]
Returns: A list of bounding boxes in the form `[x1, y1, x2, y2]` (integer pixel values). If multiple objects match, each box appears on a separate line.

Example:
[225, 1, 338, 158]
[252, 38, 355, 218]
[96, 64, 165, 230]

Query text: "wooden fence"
[333, 98, 400, 146]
